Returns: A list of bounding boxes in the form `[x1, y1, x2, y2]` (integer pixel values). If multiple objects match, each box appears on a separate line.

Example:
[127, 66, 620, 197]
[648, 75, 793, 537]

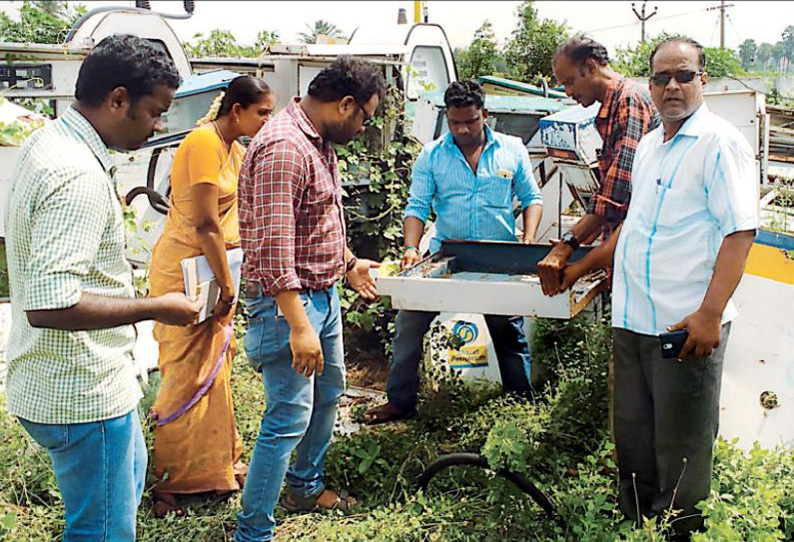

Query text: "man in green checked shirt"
[4, 35, 202, 542]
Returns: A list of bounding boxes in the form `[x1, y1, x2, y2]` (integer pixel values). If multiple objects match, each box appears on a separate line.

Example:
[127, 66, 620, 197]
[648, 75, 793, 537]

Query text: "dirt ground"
[345, 355, 389, 391]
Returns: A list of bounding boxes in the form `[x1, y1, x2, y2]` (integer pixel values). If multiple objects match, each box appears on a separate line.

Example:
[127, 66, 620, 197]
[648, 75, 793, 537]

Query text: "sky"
[1, 1, 794, 56]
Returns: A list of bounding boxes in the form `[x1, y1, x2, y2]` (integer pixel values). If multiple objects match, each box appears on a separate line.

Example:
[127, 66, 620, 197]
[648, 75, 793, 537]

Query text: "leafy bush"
[337, 87, 421, 361]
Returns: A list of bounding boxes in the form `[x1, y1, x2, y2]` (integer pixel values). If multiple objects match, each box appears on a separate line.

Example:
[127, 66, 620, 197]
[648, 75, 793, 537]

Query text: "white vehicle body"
[191, 21, 458, 113]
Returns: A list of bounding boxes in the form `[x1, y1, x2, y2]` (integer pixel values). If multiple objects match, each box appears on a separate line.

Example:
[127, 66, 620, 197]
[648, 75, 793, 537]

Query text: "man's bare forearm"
[698, 230, 755, 318]
[521, 204, 542, 241]
[567, 223, 622, 278]
[572, 213, 607, 245]
[27, 293, 166, 330]
[275, 290, 312, 332]
[403, 216, 425, 248]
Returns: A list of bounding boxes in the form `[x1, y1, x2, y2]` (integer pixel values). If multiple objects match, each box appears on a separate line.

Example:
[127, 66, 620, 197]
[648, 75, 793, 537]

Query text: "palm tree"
[782, 26, 794, 74]
[756, 42, 773, 72]
[738, 39, 757, 72]
[772, 42, 785, 74]
[298, 20, 343, 44]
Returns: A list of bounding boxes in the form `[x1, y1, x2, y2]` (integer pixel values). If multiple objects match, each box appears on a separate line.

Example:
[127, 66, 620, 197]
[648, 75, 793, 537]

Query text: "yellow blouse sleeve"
[184, 128, 225, 187]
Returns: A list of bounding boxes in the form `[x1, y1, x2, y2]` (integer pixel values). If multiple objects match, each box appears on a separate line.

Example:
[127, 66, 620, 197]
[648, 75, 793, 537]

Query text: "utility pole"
[707, 1, 735, 49]
[631, 1, 658, 44]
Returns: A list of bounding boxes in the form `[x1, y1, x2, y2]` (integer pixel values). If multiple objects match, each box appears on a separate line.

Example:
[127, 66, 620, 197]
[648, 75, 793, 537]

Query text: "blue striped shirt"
[404, 126, 543, 253]
[612, 104, 758, 335]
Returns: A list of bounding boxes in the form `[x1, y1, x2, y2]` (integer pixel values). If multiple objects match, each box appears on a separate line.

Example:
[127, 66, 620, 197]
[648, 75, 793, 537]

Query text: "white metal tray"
[376, 240, 606, 320]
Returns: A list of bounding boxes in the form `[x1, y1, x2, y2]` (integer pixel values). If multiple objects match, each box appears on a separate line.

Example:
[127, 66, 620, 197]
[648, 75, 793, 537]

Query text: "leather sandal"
[280, 488, 356, 513]
[360, 402, 416, 425]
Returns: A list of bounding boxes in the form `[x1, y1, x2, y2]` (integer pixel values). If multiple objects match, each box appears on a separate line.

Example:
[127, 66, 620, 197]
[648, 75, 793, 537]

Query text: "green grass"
[3, 315, 794, 541]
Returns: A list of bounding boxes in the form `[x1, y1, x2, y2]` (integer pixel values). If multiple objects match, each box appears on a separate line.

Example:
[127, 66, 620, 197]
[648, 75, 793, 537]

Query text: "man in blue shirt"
[363, 80, 543, 424]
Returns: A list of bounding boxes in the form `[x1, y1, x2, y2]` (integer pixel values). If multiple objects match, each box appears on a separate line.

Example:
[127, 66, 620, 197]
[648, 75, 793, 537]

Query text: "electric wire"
[584, 7, 708, 34]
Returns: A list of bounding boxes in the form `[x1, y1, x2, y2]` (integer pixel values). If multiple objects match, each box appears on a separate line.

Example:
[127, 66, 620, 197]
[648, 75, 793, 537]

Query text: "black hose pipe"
[416, 452, 557, 518]
[125, 186, 170, 215]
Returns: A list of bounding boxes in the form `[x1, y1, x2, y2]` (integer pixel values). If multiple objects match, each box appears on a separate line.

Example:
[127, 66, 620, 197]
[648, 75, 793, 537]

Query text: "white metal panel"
[377, 268, 605, 319]
[539, 102, 601, 164]
[298, 65, 326, 98]
[407, 45, 450, 98]
[404, 25, 457, 98]
[410, 95, 440, 144]
[270, 43, 409, 57]
[703, 90, 759, 154]
[69, 11, 192, 80]
[0, 148, 21, 238]
[719, 274, 794, 450]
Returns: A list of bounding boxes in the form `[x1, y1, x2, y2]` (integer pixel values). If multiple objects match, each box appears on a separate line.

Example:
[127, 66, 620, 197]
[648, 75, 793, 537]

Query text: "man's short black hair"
[307, 56, 386, 105]
[649, 37, 706, 71]
[554, 34, 610, 68]
[75, 34, 181, 107]
[443, 80, 485, 109]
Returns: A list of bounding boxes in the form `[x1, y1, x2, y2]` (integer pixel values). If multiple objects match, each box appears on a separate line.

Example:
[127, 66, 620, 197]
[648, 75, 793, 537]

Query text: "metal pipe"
[536, 76, 550, 98]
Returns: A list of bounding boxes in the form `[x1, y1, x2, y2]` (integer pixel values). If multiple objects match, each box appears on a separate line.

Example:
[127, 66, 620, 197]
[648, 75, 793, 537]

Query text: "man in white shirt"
[557, 37, 757, 539]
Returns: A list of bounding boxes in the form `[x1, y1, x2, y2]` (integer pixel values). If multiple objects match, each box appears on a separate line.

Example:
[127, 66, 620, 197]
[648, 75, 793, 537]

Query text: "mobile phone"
[660, 330, 688, 359]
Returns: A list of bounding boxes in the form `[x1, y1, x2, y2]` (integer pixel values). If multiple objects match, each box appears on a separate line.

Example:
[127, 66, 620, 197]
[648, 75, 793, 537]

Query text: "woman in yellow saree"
[148, 76, 275, 516]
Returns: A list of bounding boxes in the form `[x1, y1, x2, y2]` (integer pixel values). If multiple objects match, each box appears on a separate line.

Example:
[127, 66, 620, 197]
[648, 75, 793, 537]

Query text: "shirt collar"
[287, 97, 323, 142]
[442, 124, 499, 151]
[61, 107, 115, 174]
[673, 102, 710, 138]
[596, 74, 625, 121]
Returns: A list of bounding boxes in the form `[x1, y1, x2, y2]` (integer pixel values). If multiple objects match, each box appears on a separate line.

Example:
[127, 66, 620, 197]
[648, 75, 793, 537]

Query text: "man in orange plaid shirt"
[538, 34, 659, 295]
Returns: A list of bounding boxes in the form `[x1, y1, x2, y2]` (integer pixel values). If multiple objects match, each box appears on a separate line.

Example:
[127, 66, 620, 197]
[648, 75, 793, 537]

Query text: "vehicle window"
[407, 46, 449, 100]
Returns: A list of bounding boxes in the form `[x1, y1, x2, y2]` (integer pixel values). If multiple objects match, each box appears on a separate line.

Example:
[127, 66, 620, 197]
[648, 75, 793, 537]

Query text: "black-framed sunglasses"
[650, 70, 704, 86]
[354, 99, 374, 127]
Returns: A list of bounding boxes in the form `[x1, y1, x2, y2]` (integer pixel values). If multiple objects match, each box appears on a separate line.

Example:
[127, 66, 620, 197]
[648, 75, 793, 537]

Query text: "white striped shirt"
[612, 104, 758, 335]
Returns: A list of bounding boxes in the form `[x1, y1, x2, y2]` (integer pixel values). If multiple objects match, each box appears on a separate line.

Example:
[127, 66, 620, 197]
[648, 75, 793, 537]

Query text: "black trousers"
[612, 324, 730, 537]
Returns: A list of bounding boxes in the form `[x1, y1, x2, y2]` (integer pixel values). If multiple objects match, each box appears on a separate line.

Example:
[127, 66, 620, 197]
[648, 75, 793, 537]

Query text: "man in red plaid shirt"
[235, 57, 384, 542]
[538, 35, 659, 295]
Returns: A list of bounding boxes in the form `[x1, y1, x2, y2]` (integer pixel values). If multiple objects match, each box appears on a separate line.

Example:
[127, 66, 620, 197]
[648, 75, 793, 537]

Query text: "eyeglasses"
[650, 70, 703, 86]
[354, 100, 374, 127]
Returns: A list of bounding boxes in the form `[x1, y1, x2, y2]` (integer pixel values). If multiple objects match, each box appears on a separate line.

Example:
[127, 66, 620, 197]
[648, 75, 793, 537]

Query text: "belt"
[244, 280, 263, 299]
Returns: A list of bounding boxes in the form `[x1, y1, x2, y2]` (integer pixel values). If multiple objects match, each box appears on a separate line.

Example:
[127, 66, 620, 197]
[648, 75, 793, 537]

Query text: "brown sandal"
[281, 488, 356, 513]
[360, 402, 415, 425]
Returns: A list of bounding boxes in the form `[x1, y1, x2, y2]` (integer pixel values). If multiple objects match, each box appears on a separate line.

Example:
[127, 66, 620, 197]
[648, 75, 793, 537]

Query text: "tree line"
[2, 1, 792, 83]
[454, 2, 790, 81]
[738, 29, 794, 74]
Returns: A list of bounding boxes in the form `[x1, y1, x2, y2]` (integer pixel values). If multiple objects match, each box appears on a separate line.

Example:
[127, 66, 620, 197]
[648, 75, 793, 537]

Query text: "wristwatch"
[561, 230, 580, 250]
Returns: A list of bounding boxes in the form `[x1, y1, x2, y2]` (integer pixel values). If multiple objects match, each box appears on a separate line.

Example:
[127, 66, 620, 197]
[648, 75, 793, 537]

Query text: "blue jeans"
[18, 409, 146, 542]
[235, 287, 346, 542]
[387, 310, 533, 413]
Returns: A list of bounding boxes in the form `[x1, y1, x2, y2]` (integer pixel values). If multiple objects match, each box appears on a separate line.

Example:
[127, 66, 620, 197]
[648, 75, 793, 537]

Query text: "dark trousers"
[613, 324, 730, 537]
[386, 310, 533, 413]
